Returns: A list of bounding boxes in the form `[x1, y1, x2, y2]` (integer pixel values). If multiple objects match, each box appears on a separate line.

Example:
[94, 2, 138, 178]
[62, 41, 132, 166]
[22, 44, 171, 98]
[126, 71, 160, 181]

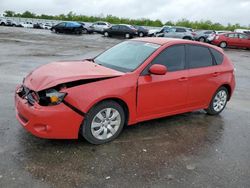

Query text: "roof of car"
[132, 37, 224, 52]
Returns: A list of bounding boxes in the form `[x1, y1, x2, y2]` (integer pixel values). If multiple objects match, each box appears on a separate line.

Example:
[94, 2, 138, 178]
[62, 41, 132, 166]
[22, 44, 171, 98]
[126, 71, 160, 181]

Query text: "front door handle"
[178, 77, 188, 82]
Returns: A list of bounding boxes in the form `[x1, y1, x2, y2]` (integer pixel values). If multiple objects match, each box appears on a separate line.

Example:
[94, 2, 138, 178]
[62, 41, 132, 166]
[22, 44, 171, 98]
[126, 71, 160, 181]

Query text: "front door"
[137, 45, 188, 119]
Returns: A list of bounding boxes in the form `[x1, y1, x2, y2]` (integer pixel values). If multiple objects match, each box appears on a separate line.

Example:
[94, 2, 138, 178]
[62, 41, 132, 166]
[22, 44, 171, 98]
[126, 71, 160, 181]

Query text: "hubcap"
[139, 33, 143, 37]
[220, 42, 226, 48]
[125, 34, 130, 38]
[104, 32, 108, 36]
[213, 90, 227, 112]
[91, 108, 121, 140]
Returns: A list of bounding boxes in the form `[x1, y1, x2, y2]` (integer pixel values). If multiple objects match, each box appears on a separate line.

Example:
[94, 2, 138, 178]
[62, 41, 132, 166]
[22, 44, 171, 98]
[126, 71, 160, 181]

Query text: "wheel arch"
[86, 97, 130, 125]
[220, 84, 232, 100]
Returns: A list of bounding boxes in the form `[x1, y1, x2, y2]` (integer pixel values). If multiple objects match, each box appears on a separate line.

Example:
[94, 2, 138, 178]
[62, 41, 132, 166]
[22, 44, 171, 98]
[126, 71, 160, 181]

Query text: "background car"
[148, 25, 172, 37]
[195, 30, 215, 42]
[78, 22, 94, 34]
[212, 32, 250, 49]
[51, 22, 84, 34]
[133, 25, 149, 37]
[90, 21, 111, 33]
[103, 24, 137, 38]
[159, 27, 195, 40]
[20, 21, 34, 28]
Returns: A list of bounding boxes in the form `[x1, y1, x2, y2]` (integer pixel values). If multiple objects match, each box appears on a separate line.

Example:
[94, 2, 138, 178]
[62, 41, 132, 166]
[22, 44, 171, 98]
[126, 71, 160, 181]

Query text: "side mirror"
[149, 64, 167, 75]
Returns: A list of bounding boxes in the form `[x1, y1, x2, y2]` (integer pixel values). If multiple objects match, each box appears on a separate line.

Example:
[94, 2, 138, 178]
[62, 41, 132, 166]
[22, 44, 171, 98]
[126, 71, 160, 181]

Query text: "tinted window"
[176, 28, 186, 32]
[210, 48, 224, 65]
[204, 31, 213, 34]
[151, 45, 185, 72]
[112, 25, 120, 30]
[57, 22, 66, 27]
[188, 45, 213, 69]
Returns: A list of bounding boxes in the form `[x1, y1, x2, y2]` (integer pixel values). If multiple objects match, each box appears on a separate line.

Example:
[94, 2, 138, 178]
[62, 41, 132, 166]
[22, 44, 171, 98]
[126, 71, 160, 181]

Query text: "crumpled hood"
[24, 60, 124, 91]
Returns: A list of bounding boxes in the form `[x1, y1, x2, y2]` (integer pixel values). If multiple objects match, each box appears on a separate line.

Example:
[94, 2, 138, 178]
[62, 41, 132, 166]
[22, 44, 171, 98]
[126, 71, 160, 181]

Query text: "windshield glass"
[95, 41, 160, 72]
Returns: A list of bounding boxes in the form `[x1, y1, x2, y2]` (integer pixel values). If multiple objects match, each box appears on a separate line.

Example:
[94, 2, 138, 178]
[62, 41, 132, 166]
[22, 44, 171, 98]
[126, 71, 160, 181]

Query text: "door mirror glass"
[149, 64, 167, 75]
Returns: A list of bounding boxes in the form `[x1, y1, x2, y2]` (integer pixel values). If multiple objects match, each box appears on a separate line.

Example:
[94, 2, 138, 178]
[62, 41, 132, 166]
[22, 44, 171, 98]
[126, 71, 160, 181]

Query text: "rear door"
[110, 25, 120, 36]
[137, 45, 188, 118]
[226, 33, 240, 46]
[238, 33, 250, 48]
[186, 44, 221, 109]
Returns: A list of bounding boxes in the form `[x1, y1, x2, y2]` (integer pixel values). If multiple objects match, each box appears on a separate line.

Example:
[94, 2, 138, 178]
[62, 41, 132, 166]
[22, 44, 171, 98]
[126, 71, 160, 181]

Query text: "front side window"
[95, 41, 160, 72]
[150, 45, 185, 72]
[188, 45, 213, 69]
[227, 33, 238, 38]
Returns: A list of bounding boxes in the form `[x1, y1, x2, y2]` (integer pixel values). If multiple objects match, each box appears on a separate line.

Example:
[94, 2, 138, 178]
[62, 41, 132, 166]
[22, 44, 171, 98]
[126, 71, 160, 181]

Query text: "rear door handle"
[178, 77, 188, 82]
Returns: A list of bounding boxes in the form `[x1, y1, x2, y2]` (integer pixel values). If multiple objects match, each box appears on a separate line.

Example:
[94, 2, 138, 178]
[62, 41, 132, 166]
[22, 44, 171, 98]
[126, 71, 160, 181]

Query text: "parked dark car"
[33, 23, 43, 29]
[78, 22, 94, 34]
[103, 24, 138, 38]
[51, 22, 84, 34]
[195, 30, 215, 42]
[133, 25, 149, 37]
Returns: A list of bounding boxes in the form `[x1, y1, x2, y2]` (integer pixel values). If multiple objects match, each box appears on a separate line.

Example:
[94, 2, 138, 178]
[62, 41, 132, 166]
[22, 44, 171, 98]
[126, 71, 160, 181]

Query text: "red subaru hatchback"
[212, 32, 250, 49]
[15, 38, 235, 144]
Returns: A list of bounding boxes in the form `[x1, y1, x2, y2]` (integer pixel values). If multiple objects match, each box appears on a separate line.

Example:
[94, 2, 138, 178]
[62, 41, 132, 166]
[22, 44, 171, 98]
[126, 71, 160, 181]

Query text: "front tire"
[139, 32, 144, 37]
[199, 37, 206, 42]
[104, 31, 109, 37]
[206, 87, 229, 115]
[81, 100, 125, 144]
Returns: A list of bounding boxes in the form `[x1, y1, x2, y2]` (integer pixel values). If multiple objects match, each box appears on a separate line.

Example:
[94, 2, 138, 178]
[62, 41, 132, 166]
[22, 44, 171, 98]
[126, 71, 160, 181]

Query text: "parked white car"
[234, 29, 250, 35]
[90, 21, 111, 33]
[41, 23, 52, 30]
[20, 22, 33, 28]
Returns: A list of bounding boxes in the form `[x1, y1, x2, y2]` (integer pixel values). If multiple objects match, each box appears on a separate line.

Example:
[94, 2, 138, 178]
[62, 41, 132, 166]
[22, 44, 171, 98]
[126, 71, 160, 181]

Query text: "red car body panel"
[15, 38, 235, 139]
[212, 32, 250, 48]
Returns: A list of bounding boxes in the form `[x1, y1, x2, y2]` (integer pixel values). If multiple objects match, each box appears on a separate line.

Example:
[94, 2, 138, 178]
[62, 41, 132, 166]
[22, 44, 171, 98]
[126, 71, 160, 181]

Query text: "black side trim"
[63, 101, 85, 117]
[64, 77, 118, 89]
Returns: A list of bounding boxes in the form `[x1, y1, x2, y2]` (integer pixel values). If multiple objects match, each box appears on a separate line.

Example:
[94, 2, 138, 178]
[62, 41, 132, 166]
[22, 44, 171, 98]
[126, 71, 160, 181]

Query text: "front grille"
[17, 85, 36, 105]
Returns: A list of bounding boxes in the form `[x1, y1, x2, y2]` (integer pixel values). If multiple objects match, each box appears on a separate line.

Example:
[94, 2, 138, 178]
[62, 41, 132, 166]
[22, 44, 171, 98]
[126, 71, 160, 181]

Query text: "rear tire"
[81, 100, 125, 144]
[125, 33, 130, 39]
[219, 41, 227, 48]
[206, 87, 229, 115]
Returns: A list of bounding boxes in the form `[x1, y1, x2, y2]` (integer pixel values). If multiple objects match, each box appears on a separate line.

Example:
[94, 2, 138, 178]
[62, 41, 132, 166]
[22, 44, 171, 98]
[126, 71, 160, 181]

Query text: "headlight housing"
[39, 89, 67, 106]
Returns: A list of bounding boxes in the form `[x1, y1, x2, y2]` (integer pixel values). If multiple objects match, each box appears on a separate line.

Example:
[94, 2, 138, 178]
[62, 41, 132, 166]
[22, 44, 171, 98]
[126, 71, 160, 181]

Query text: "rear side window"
[188, 45, 213, 69]
[176, 28, 186, 32]
[151, 45, 185, 72]
[210, 48, 224, 65]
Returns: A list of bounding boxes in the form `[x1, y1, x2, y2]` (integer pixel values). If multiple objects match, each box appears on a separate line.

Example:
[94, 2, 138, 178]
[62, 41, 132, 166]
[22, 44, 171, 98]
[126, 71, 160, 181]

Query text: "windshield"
[95, 41, 160, 72]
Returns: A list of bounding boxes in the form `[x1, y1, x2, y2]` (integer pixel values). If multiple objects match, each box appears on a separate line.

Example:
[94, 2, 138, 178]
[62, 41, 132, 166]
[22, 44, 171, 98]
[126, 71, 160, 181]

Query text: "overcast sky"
[0, 0, 250, 26]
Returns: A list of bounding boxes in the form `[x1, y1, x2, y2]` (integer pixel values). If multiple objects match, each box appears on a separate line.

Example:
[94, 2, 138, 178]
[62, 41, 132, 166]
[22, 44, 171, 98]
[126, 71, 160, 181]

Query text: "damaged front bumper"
[15, 85, 84, 139]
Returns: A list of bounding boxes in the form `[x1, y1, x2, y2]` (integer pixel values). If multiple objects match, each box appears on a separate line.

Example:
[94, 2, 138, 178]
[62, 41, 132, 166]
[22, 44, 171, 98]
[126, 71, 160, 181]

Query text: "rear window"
[210, 48, 224, 65]
[188, 45, 213, 69]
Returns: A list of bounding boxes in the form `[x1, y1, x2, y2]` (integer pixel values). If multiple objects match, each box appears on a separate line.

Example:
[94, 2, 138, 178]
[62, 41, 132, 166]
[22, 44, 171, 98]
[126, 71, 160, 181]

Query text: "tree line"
[3, 10, 250, 31]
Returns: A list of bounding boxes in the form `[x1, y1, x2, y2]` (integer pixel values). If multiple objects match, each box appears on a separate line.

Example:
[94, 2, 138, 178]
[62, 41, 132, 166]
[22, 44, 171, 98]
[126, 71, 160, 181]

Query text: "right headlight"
[39, 89, 67, 106]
